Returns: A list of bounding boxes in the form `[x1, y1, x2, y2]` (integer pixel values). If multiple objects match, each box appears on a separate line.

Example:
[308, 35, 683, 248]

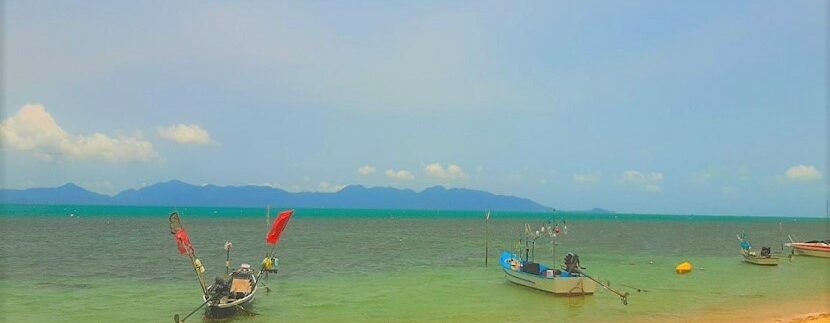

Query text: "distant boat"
[785, 201, 830, 258]
[737, 233, 779, 266]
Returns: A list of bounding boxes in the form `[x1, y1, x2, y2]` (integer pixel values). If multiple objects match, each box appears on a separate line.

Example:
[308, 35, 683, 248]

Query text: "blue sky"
[2, 1, 827, 216]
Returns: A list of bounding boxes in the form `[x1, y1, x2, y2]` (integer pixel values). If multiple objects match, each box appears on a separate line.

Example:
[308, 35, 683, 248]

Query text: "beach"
[1, 205, 828, 322]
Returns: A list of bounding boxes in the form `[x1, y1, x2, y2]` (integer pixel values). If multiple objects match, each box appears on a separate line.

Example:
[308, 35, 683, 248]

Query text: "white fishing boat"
[499, 217, 629, 305]
[501, 251, 597, 294]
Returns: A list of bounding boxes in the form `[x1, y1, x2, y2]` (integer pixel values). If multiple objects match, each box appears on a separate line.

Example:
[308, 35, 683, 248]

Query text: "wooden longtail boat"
[740, 249, 780, 265]
[170, 208, 295, 322]
[201, 264, 258, 318]
[737, 233, 779, 266]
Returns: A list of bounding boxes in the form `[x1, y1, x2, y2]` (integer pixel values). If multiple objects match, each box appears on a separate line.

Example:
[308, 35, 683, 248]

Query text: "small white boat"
[501, 251, 596, 294]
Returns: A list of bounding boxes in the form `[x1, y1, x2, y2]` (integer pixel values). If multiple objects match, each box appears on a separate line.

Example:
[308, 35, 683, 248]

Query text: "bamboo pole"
[174, 213, 208, 296]
[485, 211, 490, 267]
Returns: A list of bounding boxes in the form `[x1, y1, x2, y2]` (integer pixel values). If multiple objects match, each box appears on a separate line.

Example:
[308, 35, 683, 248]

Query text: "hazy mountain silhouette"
[1, 180, 551, 212]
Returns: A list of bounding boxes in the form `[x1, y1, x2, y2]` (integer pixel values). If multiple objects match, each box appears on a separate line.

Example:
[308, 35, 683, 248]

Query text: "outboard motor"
[564, 252, 581, 274]
[209, 276, 230, 299]
[760, 247, 771, 257]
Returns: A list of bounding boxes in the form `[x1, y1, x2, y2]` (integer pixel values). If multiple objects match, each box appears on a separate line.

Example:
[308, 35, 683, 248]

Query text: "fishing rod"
[620, 284, 649, 292]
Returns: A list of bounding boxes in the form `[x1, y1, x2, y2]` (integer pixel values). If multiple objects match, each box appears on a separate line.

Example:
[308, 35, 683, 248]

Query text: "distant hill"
[1, 180, 551, 212]
[0, 183, 112, 205]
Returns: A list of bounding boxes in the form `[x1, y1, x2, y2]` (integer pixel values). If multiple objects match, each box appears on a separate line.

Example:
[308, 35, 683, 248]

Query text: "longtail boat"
[737, 233, 779, 266]
[170, 208, 294, 322]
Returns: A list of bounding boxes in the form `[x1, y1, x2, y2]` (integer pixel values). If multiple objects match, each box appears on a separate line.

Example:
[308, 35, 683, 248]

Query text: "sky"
[1, 1, 827, 216]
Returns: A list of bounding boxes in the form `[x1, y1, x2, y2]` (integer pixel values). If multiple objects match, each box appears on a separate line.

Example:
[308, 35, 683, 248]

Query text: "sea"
[1, 204, 828, 322]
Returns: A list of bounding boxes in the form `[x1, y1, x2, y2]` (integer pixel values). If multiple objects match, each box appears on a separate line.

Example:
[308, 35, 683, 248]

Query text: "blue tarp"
[500, 251, 551, 275]
[499, 251, 514, 270]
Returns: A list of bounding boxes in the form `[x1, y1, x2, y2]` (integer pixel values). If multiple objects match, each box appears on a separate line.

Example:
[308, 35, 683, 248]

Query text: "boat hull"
[503, 268, 596, 295]
[787, 242, 830, 258]
[203, 274, 257, 318]
[741, 251, 779, 266]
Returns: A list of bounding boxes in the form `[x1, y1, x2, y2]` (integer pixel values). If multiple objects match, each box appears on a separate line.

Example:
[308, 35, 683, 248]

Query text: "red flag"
[174, 228, 193, 255]
[266, 209, 294, 245]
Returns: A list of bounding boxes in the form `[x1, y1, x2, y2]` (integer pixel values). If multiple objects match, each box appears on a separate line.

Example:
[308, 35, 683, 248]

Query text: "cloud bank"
[0, 104, 158, 162]
[622, 170, 663, 192]
[424, 163, 465, 179]
[157, 124, 215, 145]
[385, 169, 415, 180]
[357, 165, 376, 176]
[785, 165, 821, 182]
[573, 172, 601, 185]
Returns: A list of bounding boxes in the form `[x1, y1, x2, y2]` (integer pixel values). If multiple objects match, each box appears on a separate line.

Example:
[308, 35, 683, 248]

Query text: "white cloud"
[157, 124, 215, 145]
[357, 165, 376, 176]
[573, 172, 601, 185]
[424, 162, 466, 179]
[0, 104, 158, 162]
[785, 165, 822, 182]
[622, 170, 663, 192]
[385, 169, 415, 180]
[317, 182, 344, 193]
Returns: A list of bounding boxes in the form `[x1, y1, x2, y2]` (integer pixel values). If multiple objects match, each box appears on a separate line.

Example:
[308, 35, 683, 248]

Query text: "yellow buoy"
[675, 261, 693, 274]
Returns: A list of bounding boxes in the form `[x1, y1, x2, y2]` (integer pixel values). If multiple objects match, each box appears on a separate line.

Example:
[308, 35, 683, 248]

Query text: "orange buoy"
[675, 261, 693, 274]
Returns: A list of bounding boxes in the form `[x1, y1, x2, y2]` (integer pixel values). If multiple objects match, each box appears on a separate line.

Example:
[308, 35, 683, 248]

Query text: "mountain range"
[0, 180, 551, 212]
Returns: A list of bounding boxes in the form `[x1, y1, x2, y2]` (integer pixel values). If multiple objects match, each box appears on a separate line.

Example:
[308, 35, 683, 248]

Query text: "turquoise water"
[1, 204, 828, 322]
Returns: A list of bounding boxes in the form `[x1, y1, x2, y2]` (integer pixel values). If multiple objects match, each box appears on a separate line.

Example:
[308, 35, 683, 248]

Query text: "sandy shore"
[669, 289, 830, 323]
[787, 312, 830, 323]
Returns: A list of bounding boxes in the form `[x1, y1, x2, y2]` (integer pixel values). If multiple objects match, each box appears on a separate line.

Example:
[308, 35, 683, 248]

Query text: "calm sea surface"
[1, 204, 828, 322]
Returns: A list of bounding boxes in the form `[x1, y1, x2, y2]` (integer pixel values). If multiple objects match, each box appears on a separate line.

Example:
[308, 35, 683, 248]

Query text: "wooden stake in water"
[265, 205, 270, 226]
[485, 211, 491, 267]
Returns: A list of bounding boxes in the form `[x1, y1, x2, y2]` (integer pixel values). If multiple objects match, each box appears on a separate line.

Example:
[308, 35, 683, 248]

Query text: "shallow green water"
[1, 205, 828, 322]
